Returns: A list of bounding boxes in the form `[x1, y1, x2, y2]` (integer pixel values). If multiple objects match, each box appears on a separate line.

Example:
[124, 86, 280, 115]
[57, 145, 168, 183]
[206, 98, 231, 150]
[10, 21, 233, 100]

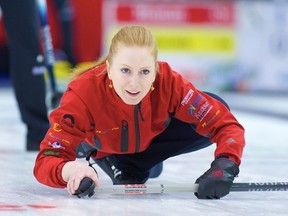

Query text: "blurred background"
[0, 0, 288, 93]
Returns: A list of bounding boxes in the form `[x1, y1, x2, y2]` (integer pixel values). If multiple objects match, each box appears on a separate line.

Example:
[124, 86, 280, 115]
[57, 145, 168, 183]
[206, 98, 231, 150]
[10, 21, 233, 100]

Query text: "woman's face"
[107, 46, 156, 105]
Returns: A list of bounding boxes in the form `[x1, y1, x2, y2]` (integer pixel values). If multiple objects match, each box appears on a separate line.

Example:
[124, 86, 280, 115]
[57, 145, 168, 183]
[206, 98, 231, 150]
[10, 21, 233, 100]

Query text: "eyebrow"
[120, 64, 152, 70]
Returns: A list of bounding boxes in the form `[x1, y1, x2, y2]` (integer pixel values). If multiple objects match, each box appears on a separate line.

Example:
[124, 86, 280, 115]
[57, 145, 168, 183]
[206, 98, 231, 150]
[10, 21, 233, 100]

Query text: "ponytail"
[70, 56, 108, 80]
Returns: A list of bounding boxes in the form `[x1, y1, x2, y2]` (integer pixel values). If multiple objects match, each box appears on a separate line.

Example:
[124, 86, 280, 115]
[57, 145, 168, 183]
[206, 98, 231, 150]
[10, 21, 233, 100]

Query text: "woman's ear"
[106, 60, 111, 79]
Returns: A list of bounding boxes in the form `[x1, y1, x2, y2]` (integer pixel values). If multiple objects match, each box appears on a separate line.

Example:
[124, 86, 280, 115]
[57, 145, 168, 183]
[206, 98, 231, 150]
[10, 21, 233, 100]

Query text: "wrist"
[216, 154, 240, 166]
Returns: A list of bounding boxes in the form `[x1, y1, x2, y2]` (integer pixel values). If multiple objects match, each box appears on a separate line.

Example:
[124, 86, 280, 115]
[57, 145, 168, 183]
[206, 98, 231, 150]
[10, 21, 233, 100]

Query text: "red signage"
[116, 3, 234, 25]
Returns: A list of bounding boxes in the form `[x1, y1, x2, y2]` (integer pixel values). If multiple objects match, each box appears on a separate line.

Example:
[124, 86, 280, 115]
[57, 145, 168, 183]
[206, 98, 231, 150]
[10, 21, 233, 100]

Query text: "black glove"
[194, 157, 239, 199]
[74, 177, 96, 198]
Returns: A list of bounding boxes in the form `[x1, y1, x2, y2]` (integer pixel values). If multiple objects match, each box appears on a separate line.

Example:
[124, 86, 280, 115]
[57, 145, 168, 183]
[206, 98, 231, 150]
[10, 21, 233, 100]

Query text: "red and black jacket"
[34, 61, 245, 188]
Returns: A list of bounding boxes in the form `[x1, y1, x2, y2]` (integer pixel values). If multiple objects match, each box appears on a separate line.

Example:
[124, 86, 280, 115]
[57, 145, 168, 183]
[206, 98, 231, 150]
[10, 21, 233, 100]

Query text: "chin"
[122, 97, 141, 105]
[124, 100, 140, 105]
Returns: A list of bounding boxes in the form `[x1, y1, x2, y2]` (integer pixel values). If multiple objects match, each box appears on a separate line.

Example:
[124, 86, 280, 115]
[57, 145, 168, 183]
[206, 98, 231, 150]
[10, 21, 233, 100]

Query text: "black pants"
[0, 0, 49, 149]
[53, 0, 76, 66]
[104, 92, 229, 181]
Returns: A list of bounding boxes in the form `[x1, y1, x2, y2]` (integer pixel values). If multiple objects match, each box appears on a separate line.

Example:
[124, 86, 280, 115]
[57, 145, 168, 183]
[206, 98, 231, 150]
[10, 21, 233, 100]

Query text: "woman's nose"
[128, 74, 139, 87]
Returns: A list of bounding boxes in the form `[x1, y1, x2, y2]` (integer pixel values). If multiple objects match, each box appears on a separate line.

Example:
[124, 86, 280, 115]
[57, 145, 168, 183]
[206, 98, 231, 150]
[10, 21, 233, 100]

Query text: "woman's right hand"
[62, 161, 100, 195]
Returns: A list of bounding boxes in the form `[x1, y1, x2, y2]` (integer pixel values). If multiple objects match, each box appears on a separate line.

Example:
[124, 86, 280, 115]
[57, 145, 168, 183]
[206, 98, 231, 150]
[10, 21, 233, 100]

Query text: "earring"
[109, 80, 113, 89]
[150, 83, 155, 91]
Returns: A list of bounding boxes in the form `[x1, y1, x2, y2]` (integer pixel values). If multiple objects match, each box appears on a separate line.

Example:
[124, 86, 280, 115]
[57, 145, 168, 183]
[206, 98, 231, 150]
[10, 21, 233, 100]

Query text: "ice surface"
[0, 87, 287, 216]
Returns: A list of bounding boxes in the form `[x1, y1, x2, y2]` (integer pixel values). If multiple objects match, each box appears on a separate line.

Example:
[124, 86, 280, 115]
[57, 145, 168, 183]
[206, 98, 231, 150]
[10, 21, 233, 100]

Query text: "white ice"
[0, 87, 287, 216]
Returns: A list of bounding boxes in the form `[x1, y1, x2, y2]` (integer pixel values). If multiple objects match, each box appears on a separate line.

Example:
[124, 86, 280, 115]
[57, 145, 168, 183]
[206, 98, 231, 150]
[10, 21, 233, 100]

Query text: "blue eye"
[141, 69, 150, 75]
[121, 68, 130, 74]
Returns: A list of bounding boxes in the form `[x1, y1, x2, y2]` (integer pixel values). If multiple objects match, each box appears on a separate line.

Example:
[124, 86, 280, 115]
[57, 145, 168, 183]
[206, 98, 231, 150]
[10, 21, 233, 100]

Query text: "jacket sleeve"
[167, 68, 245, 165]
[33, 88, 95, 188]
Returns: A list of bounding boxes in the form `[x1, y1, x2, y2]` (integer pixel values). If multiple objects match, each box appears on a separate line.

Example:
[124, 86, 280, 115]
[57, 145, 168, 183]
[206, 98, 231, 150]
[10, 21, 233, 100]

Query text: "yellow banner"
[151, 27, 235, 54]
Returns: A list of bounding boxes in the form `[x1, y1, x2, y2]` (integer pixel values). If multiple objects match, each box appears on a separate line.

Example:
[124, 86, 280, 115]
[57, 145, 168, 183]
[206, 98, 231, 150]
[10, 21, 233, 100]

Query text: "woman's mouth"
[126, 90, 140, 97]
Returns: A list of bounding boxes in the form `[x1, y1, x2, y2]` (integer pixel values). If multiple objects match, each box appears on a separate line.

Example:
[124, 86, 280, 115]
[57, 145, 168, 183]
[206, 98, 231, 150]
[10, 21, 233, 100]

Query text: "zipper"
[137, 102, 144, 121]
[134, 102, 144, 152]
[120, 120, 129, 152]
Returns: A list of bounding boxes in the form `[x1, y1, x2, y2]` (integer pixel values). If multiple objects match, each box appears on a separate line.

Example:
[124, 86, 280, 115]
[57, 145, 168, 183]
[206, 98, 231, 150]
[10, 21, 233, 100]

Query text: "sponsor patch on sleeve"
[193, 101, 213, 122]
[61, 114, 75, 128]
[181, 89, 194, 106]
[187, 94, 213, 122]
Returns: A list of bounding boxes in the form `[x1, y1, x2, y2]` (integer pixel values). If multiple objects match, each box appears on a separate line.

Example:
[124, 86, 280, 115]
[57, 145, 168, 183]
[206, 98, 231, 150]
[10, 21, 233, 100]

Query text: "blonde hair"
[71, 25, 158, 79]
